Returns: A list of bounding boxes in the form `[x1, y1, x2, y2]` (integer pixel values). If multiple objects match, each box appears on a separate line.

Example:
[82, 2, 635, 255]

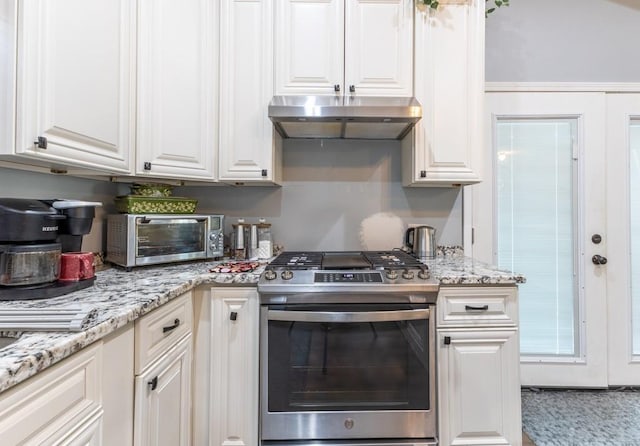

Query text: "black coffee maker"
[0, 198, 101, 300]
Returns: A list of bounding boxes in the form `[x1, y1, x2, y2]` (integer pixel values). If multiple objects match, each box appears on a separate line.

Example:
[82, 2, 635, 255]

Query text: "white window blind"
[630, 120, 640, 355]
[495, 120, 577, 356]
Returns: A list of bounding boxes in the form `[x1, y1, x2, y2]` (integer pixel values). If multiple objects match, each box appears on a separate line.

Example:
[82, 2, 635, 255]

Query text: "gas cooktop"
[267, 250, 426, 270]
[259, 251, 439, 301]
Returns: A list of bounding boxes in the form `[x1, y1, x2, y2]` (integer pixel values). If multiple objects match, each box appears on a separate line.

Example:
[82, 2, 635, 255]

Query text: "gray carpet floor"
[521, 388, 640, 445]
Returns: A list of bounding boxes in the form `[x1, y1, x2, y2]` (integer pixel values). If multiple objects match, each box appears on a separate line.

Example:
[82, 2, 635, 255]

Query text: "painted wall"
[0, 140, 462, 254]
[178, 139, 462, 252]
[0, 166, 125, 252]
[486, 0, 640, 82]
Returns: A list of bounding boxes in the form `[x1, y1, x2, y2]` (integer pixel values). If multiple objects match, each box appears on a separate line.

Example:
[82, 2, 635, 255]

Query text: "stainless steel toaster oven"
[106, 214, 224, 269]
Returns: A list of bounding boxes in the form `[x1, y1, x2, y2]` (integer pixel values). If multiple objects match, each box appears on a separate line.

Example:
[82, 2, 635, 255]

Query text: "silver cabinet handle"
[267, 308, 429, 323]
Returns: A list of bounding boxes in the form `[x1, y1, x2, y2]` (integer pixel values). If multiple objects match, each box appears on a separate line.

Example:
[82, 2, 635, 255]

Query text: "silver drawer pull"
[465, 304, 489, 312]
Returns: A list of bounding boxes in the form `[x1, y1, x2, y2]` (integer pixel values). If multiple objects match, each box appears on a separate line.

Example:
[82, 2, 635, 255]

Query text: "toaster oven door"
[135, 217, 209, 264]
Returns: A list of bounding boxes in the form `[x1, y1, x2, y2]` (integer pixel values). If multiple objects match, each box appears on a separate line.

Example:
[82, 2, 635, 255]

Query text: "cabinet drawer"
[135, 291, 193, 374]
[437, 287, 518, 327]
[0, 343, 102, 445]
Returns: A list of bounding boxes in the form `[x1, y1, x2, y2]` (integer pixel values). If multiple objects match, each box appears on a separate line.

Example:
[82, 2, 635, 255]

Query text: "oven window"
[267, 305, 431, 412]
[136, 220, 206, 257]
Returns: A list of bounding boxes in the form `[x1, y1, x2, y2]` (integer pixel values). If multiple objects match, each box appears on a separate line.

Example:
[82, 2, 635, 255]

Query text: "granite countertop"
[0, 253, 524, 394]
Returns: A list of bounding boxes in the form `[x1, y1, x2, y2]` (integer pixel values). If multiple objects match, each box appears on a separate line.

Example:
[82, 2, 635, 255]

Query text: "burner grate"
[362, 251, 426, 269]
[268, 252, 323, 270]
[268, 250, 427, 271]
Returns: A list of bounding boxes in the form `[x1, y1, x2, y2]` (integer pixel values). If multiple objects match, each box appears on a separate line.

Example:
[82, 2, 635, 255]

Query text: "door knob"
[592, 255, 607, 265]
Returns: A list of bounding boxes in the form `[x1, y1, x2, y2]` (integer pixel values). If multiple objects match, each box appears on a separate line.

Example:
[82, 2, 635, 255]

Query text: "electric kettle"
[405, 225, 436, 259]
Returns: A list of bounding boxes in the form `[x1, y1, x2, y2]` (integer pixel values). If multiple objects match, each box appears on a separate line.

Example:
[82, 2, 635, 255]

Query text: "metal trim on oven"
[261, 441, 438, 446]
[267, 308, 430, 323]
[259, 303, 437, 443]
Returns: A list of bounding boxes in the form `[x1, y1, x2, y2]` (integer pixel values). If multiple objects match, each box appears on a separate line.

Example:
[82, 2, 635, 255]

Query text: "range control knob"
[402, 269, 415, 280]
[385, 269, 399, 280]
[264, 270, 277, 281]
[281, 270, 294, 281]
[418, 268, 430, 280]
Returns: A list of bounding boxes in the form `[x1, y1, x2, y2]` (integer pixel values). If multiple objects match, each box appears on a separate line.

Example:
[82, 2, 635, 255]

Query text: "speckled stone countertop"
[0, 252, 524, 394]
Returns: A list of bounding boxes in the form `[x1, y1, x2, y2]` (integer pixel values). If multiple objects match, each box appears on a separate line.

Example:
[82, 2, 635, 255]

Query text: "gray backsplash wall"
[0, 140, 463, 254]
[0, 166, 125, 252]
[177, 139, 463, 252]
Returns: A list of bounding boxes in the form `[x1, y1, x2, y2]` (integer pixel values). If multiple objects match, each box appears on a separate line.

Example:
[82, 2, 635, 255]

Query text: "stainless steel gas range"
[258, 251, 439, 446]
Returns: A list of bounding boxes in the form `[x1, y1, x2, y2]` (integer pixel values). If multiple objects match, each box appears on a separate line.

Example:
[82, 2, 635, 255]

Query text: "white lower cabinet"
[56, 411, 103, 446]
[437, 286, 521, 446]
[0, 343, 103, 446]
[134, 292, 194, 446]
[193, 286, 259, 446]
[134, 334, 192, 446]
[210, 287, 259, 446]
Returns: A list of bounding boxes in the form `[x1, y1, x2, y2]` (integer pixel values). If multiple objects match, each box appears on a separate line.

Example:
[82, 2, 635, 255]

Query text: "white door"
[606, 93, 640, 385]
[474, 92, 608, 387]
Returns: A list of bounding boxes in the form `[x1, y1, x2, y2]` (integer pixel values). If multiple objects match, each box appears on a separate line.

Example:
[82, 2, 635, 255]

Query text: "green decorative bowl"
[130, 183, 174, 198]
[114, 196, 197, 214]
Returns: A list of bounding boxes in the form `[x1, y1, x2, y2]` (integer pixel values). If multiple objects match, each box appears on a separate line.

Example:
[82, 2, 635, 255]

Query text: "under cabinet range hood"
[268, 95, 422, 140]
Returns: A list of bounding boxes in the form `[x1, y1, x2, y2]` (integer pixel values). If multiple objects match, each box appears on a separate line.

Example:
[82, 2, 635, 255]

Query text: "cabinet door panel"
[219, 0, 277, 182]
[438, 330, 521, 446]
[15, 0, 134, 173]
[210, 288, 259, 446]
[134, 335, 192, 446]
[275, 0, 344, 95]
[402, 1, 482, 186]
[345, 0, 413, 96]
[137, 0, 217, 180]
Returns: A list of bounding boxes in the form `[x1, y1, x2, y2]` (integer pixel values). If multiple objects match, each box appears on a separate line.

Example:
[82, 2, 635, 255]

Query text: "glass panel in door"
[630, 120, 640, 355]
[495, 120, 577, 356]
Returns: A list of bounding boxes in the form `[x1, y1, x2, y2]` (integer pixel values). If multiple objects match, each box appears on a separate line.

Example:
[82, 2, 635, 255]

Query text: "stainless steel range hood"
[268, 95, 422, 140]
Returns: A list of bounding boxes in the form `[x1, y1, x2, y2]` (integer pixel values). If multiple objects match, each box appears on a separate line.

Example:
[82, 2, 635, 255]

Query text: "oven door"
[260, 303, 437, 442]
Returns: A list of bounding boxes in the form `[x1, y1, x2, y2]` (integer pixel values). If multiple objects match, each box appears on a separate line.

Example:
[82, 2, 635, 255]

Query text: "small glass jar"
[257, 219, 272, 259]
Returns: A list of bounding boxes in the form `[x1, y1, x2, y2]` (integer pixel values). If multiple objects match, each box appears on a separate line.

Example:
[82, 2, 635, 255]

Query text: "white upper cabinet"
[8, 0, 135, 174]
[402, 0, 483, 186]
[218, 0, 282, 184]
[275, 0, 414, 97]
[136, 0, 218, 181]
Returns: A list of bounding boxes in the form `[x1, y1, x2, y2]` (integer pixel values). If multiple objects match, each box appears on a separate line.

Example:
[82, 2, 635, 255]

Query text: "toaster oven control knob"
[209, 233, 218, 241]
[402, 269, 414, 280]
[418, 268, 430, 280]
[281, 270, 294, 280]
[264, 270, 277, 280]
[385, 269, 398, 280]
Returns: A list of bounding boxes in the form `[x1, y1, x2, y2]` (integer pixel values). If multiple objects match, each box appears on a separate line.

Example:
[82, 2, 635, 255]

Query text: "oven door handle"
[267, 308, 430, 323]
